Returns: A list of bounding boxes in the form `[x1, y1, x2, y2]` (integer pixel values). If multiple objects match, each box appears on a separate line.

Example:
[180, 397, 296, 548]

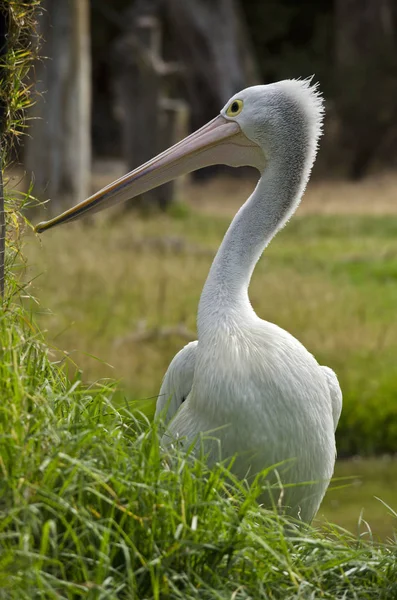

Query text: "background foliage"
[90, 0, 397, 178]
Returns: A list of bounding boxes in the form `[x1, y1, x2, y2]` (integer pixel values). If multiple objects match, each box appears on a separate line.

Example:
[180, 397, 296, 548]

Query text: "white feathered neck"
[198, 80, 324, 338]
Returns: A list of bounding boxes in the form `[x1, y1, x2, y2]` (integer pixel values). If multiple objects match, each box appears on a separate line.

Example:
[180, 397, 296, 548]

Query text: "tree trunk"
[113, 0, 187, 211]
[26, 0, 91, 213]
[163, 0, 258, 181]
[335, 0, 397, 179]
[114, 12, 163, 209]
[165, 0, 259, 133]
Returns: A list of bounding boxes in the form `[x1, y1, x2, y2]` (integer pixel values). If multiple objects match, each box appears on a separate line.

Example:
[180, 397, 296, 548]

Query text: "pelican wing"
[155, 341, 198, 423]
[321, 366, 343, 432]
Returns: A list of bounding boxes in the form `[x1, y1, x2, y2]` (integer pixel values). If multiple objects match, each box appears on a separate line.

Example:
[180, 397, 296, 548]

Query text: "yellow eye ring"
[226, 99, 243, 117]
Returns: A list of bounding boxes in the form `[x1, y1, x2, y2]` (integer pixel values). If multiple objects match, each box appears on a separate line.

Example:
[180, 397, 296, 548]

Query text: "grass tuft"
[1, 313, 396, 598]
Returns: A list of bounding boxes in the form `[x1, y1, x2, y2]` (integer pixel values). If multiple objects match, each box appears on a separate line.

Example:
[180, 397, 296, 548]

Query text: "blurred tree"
[91, 0, 333, 167]
[164, 0, 259, 132]
[88, 0, 397, 181]
[112, 0, 183, 210]
[243, 0, 333, 87]
[335, 0, 397, 178]
[110, 0, 258, 209]
[26, 0, 91, 213]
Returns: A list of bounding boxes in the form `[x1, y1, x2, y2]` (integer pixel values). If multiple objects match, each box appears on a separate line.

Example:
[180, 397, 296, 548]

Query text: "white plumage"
[156, 80, 342, 523]
[36, 79, 342, 524]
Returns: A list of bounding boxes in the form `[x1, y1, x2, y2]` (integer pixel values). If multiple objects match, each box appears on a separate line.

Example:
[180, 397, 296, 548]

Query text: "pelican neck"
[197, 157, 307, 338]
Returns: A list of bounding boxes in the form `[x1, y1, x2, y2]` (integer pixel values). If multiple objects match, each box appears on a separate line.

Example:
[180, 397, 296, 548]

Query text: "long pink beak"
[35, 115, 262, 233]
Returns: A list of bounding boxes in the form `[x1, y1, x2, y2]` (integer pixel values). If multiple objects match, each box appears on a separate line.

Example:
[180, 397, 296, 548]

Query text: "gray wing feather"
[155, 341, 197, 423]
[321, 366, 342, 432]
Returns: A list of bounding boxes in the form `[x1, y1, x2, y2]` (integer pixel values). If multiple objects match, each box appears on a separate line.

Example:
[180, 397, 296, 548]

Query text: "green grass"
[25, 207, 397, 457]
[1, 303, 397, 599]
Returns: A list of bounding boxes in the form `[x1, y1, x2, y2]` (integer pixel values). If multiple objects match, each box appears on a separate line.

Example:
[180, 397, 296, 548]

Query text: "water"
[317, 458, 397, 540]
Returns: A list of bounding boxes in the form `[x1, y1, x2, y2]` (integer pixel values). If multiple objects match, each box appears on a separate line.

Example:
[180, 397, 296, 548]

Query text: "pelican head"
[35, 79, 323, 233]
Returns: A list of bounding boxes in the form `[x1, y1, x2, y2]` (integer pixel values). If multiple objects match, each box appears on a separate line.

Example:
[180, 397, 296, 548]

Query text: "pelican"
[36, 79, 342, 523]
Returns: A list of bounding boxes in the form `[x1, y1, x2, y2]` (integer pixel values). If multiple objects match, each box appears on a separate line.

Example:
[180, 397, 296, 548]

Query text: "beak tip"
[35, 222, 46, 234]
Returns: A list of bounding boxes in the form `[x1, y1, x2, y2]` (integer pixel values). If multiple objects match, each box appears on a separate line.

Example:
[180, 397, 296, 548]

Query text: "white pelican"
[36, 79, 342, 523]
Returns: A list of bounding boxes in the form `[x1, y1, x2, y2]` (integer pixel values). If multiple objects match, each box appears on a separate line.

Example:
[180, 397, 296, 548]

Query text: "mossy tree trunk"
[0, 4, 8, 299]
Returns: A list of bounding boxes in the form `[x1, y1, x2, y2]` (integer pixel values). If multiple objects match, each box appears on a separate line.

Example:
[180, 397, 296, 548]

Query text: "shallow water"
[316, 458, 397, 540]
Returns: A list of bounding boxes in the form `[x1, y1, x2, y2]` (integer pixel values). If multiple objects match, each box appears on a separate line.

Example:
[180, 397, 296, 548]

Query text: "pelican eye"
[226, 99, 243, 117]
